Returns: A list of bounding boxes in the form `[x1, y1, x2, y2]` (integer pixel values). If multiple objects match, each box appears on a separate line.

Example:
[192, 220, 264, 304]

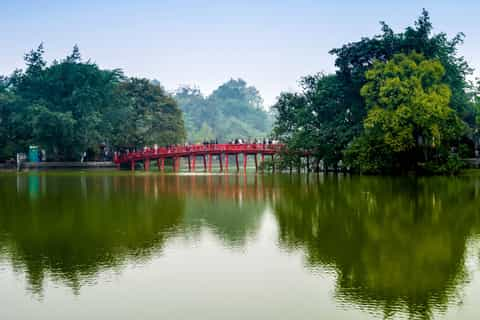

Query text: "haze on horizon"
[1, 0, 479, 106]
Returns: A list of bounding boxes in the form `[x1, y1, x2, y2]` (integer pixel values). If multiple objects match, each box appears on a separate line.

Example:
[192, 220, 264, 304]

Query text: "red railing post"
[114, 143, 283, 173]
[144, 158, 150, 171]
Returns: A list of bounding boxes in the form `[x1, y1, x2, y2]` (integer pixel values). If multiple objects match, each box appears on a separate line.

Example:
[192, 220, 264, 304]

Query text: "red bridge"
[113, 144, 284, 172]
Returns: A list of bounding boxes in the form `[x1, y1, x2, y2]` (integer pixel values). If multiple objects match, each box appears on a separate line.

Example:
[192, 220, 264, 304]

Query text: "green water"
[1, 172, 480, 319]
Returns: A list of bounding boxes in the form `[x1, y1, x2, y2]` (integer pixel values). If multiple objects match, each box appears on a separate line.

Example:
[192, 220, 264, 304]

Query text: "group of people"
[197, 138, 278, 146]
[228, 138, 277, 145]
[201, 139, 219, 146]
[118, 138, 279, 156]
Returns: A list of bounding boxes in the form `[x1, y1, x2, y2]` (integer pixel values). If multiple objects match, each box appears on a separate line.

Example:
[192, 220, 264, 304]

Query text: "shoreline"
[7, 161, 117, 171]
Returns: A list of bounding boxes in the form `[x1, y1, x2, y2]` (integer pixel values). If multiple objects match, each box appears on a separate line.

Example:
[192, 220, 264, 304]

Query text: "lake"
[1, 172, 480, 319]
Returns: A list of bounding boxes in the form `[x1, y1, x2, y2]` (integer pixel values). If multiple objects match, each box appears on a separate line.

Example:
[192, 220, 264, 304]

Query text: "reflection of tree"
[183, 197, 265, 247]
[173, 175, 271, 247]
[0, 174, 185, 295]
[0, 173, 276, 294]
[273, 175, 480, 319]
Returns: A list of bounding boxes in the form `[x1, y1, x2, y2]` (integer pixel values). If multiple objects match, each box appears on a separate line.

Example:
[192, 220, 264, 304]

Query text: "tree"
[196, 122, 215, 141]
[8, 45, 125, 160]
[114, 78, 185, 148]
[345, 52, 466, 173]
[174, 86, 213, 139]
[174, 79, 272, 142]
[0, 87, 23, 159]
[330, 9, 474, 128]
[272, 10, 473, 174]
[273, 74, 352, 169]
[65, 44, 81, 63]
[0, 45, 186, 161]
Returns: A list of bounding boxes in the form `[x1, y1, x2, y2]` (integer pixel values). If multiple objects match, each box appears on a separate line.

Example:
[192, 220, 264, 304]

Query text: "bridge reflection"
[0, 173, 274, 294]
[1, 172, 479, 319]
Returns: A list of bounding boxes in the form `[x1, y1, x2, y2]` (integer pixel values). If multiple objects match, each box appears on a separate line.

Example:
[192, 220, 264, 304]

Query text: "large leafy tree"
[272, 10, 474, 174]
[330, 9, 474, 127]
[273, 74, 351, 168]
[175, 79, 272, 142]
[174, 86, 215, 140]
[0, 82, 25, 159]
[0, 45, 186, 161]
[113, 78, 185, 148]
[345, 52, 466, 173]
[9, 44, 124, 160]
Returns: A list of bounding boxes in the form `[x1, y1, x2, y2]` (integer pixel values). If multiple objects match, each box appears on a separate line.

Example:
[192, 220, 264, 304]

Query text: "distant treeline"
[0, 45, 185, 161]
[0, 46, 272, 162]
[174, 79, 272, 143]
[272, 10, 480, 174]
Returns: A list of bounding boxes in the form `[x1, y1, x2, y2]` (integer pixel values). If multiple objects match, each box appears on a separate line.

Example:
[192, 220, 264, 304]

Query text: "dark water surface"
[1, 172, 480, 319]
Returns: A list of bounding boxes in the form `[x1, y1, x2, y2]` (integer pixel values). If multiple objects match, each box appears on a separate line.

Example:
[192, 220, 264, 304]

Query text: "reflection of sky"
[2, 173, 480, 319]
[2, 207, 480, 320]
[1, 0, 479, 106]
[0, 209, 366, 320]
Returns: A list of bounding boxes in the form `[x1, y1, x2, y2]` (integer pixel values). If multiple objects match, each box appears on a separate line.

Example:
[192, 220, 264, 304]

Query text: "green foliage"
[175, 79, 271, 142]
[422, 153, 465, 175]
[473, 80, 480, 131]
[196, 122, 215, 141]
[0, 89, 24, 159]
[458, 143, 472, 158]
[346, 53, 466, 173]
[330, 9, 474, 127]
[112, 78, 185, 148]
[0, 45, 185, 161]
[273, 74, 352, 167]
[344, 134, 396, 174]
[273, 10, 475, 175]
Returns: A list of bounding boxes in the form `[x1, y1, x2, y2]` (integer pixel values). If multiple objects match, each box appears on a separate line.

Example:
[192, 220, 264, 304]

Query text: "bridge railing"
[114, 143, 284, 163]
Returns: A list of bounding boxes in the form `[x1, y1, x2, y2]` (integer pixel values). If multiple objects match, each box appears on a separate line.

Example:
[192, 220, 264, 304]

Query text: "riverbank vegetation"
[2, 10, 479, 175]
[0, 45, 185, 161]
[272, 10, 480, 174]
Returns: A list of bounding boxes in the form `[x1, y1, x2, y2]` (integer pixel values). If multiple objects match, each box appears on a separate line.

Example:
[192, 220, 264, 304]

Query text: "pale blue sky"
[1, 0, 479, 105]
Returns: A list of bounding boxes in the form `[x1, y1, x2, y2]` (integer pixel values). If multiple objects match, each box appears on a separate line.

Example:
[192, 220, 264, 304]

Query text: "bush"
[421, 154, 465, 175]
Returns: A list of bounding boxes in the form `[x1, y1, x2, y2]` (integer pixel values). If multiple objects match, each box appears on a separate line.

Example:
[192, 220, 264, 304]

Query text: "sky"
[1, 0, 479, 106]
